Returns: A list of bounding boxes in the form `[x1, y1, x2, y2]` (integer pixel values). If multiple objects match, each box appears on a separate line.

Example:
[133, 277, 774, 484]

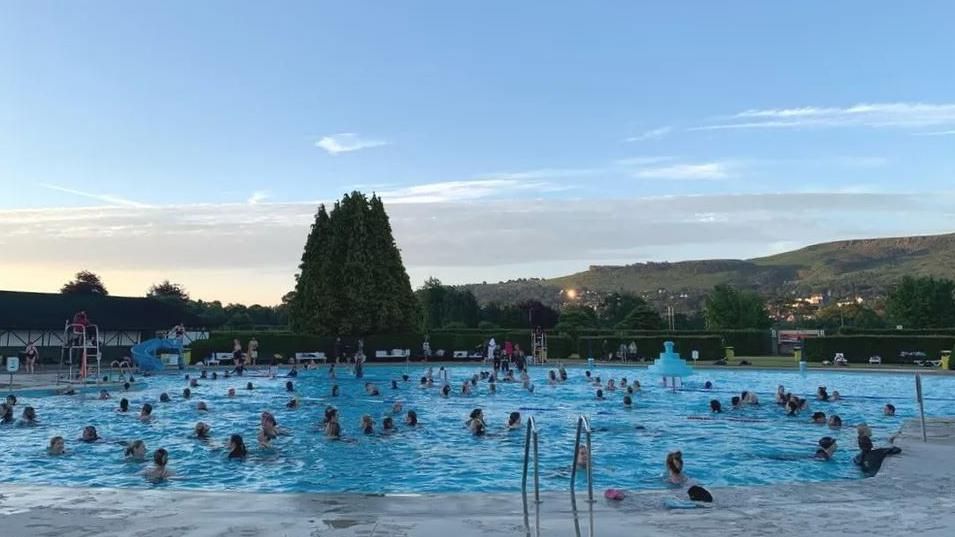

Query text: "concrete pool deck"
[2, 419, 955, 536]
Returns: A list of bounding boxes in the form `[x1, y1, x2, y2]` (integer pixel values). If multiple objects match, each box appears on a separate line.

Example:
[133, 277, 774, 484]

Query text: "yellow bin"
[942, 350, 951, 370]
[725, 347, 735, 361]
[794, 346, 802, 363]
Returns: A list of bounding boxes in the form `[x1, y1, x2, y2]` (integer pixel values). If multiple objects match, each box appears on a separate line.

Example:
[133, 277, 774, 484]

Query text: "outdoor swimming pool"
[1, 365, 953, 494]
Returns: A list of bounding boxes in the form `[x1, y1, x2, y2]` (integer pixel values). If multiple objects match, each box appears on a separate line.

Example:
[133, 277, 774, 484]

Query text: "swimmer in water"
[125, 439, 147, 461]
[331, 384, 340, 397]
[246, 382, 254, 391]
[441, 384, 451, 398]
[139, 403, 153, 422]
[623, 395, 633, 408]
[665, 451, 686, 485]
[731, 396, 741, 409]
[227, 388, 236, 398]
[811, 411, 827, 424]
[382, 417, 396, 433]
[228, 434, 247, 459]
[197, 401, 209, 412]
[633, 380, 641, 391]
[831, 390, 841, 401]
[159, 393, 171, 403]
[461, 382, 472, 395]
[405, 410, 418, 426]
[182, 388, 192, 400]
[99, 390, 111, 400]
[506, 411, 522, 430]
[80, 425, 99, 442]
[704, 381, 713, 390]
[884, 403, 896, 416]
[575, 445, 590, 469]
[710, 399, 722, 413]
[285, 381, 294, 392]
[467, 408, 487, 436]
[0, 403, 14, 425]
[828, 415, 842, 428]
[19, 406, 38, 426]
[775, 385, 786, 405]
[118, 398, 130, 413]
[144, 448, 173, 483]
[48, 436, 66, 455]
[815, 436, 837, 460]
[489, 380, 497, 393]
[606, 379, 617, 391]
[391, 380, 399, 390]
[365, 383, 380, 396]
[595, 389, 604, 400]
[286, 398, 299, 409]
[361, 415, 374, 435]
[195, 421, 211, 439]
[325, 421, 343, 439]
[419, 377, 428, 388]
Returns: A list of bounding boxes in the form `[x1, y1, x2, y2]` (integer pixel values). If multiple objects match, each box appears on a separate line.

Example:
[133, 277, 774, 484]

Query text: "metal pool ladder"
[570, 415, 594, 504]
[522, 416, 541, 506]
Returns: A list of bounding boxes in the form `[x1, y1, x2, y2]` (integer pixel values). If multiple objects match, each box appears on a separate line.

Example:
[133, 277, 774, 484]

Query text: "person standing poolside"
[23, 341, 39, 374]
[248, 337, 259, 366]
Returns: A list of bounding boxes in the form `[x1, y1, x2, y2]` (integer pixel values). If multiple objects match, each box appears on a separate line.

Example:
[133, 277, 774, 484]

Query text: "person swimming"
[884, 403, 896, 416]
[285, 381, 294, 392]
[227, 387, 236, 397]
[286, 398, 299, 409]
[228, 434, 247, 459]
[0, 403, 14, 425]
[507, 411, 522, 429]
[365, 383, 380, 396]
[118, 398, 130, 412]
[391, 380, 399, 390]
[182, 388, 192, 400]
[159, 393, 171, 403]
[405, 410, 418, 426]
[595, 389, 604, 400]
[80, 425, 99, 442]
[811, 411, 827, 424]
[817, 386, 830, 402]
[704, 381, 713, 390]
[831, 390, 841, 401]
[467, 408, 486, 436]
[710, 399, 722, 413]
[606, 379, 617, 391]
[828, 415, 843, 428]
[140, 403, 153, 422]
[382, 417, 396, 433]
[814, 436, 837, 460]
[48, 436, 66, 455]
[331, 384, 340, 397]
[99, 389, 111, 400]
[665, 451, 686, 485]
[246, 382, 254, 391]
[197, 401, 209, 412]
[461, 382, 472, 395]
[18, 406, 38, 426]
[623, 395, 633, 408]
[441, 384, 451, 398]
[575, 445, 590, 469]
[361, 415, 374, 435]
[731, 396, 741, 409]
[195, 421, 211, 439]
[143, 448, 172, 482]
[125, 439, 147, 461]
[325, 421, 343, 439]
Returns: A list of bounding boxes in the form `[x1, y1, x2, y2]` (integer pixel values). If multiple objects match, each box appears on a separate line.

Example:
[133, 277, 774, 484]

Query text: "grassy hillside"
[463, 232, 955, 305]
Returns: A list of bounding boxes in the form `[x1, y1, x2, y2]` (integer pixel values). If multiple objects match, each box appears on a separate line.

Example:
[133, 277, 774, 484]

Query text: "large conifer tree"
[290, 192, 420, 335]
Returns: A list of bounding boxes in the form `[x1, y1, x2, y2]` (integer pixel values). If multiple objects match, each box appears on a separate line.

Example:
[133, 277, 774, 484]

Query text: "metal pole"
[533, 430, 540, 504]
[570, 417, 582, 494]
[522, 419, 532, 501]
[585, 420, 594, 504]
[916, 373, 927, 442]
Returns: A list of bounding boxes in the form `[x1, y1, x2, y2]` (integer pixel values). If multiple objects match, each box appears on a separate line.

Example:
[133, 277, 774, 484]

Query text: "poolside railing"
[521, 416, 541, 506]
[570, 415, 594, 504]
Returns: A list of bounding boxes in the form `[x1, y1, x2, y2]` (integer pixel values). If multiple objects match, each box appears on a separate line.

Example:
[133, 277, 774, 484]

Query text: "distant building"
[0, 291, 202, 364]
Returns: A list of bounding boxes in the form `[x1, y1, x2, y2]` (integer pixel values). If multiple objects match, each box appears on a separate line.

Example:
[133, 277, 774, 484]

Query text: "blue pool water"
[1, 365, 953, 494]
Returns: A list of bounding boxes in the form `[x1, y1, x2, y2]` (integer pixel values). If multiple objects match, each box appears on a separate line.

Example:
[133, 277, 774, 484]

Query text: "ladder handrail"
[570, 415, 594, 503]
[521, 416, 541, 506]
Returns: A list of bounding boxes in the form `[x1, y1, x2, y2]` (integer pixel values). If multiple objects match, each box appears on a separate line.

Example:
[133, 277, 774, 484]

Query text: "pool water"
[1, 365, 952, 494]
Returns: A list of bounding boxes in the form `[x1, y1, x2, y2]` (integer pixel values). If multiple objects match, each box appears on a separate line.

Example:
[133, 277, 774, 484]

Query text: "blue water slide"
[131, 338, 182, 372]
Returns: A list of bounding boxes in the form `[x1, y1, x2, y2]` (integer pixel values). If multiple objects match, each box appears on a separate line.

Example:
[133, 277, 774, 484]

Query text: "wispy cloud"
[379, 179, 554, 204]
[38, 183, 152, 208]
[480, 168, 600, 180]
[633, 162, 733, 180]
[624, 126, 673, 142]
[614, 156, 674, 167]
[913, 129, 955, 136]
[693, 102, 955, 131]
[315, 133, 389, 155]
[247, 191, 269, 205]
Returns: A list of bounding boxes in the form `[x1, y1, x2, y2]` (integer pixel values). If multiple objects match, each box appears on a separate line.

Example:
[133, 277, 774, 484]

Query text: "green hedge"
[803, 335, 955, 364]
[575, 336, 723, 361]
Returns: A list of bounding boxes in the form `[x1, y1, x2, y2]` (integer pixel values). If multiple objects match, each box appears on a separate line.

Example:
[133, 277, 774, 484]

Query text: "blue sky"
[3, 1, 955, 304]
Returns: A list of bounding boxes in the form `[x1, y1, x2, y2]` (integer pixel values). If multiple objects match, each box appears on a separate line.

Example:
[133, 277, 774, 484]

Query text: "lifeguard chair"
[60, 320, 101, 382]
[532, 327, 547, 364]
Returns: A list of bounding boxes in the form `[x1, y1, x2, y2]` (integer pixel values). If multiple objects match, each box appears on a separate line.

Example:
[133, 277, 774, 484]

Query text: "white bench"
[453, 350, 468, 358]
[294, 352, 327, 363]
[206, 352, 234, 366]
[868, 355, 882, 365]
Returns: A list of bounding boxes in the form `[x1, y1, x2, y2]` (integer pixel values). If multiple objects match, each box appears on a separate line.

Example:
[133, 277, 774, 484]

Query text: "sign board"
[691, 350, 699, 361]
[6, 357, 18, 373]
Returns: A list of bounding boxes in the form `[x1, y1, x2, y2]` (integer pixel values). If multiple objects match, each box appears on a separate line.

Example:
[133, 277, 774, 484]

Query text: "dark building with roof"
[0, 291, 201, 363]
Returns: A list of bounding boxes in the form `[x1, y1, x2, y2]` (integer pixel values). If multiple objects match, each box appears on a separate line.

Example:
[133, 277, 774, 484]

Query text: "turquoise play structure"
[647, 341, 695, 389]
[131, 338, 183, 372]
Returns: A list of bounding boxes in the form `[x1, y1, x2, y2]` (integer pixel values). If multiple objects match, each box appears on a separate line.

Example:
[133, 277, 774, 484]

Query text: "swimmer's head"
[119, 398, 129, 411]
[159, 393, 170, 403]
[596, 389, 604, 400]
[710, 399, 722, 413]
[81, 425, 98, 442]
[405, 410, 418, 426]
[195, 421, 211, 437]
[286, 381, 294, 392]
[183, 388, 191, 399]
[623, 395, 632, 407]
[508, 411, 521, 426]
